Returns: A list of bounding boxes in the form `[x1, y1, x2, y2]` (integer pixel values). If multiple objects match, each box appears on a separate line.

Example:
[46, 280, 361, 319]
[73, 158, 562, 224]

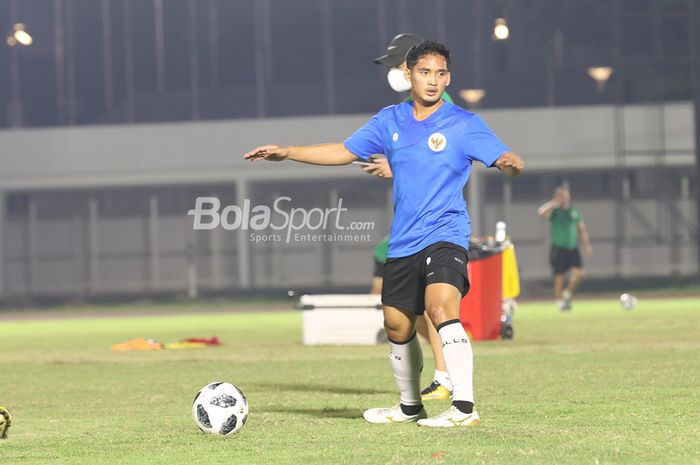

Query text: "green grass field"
[1, 298, 699, 465]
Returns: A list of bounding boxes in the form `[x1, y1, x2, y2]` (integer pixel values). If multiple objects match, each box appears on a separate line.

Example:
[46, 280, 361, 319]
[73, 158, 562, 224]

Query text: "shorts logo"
[426, 256, 432, 266]
[454, 256, 464, 265]
[428, 133, 447, 152]
[392, 132, 399, 142]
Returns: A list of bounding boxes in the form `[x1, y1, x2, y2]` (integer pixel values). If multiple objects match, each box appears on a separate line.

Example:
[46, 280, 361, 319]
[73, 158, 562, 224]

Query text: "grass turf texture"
[1, 298, 698, 465]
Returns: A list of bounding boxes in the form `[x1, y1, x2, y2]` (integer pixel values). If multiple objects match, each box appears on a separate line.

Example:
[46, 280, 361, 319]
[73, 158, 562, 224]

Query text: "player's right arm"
[537, 199, 559, 219]
[244, 143, 358, 166]
[538, 188, 565, 219]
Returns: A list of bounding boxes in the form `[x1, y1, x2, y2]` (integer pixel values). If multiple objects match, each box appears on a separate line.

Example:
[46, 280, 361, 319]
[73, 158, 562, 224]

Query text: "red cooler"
[459, 251, 503, 341]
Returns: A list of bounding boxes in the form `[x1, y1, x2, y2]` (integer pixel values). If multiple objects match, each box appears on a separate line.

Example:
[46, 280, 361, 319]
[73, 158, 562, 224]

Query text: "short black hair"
[405, 41, 451, 69]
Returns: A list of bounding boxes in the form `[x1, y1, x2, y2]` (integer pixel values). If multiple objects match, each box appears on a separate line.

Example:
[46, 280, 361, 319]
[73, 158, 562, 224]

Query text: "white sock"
[434, 370, 452, 391]
[437, 320, 474, 404]
[389, 333, 423, 406]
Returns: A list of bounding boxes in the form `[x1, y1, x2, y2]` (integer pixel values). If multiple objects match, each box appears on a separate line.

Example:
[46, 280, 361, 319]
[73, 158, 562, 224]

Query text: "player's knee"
[383, 320, 411, 341]
[383, 319, 400, 333]
[424, 305, 448, 327]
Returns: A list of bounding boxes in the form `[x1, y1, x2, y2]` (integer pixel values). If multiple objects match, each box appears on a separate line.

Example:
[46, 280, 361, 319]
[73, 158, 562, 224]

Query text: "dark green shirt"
[374, 236, 389, 263]
[550, 207, 582, 249]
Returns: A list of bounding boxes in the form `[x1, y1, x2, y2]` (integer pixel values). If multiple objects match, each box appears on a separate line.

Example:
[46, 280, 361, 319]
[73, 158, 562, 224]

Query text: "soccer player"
[364, 33, 455, 401]
[245, 41, 523, 427]
[370, 235, 389, 294]
[537, 186, 592, 310]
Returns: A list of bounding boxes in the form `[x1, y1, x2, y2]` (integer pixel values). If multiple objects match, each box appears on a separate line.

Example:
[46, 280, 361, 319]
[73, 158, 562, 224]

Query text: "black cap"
[374, 33, 423, 67]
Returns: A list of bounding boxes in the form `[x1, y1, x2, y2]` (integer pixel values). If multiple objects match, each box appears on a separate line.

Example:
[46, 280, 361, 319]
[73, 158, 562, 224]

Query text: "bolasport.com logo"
[187, 196, 375, 243]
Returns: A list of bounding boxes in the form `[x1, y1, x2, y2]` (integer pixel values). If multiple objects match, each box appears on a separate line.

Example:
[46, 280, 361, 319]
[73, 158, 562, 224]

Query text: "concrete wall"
[0, 102, 696, 298]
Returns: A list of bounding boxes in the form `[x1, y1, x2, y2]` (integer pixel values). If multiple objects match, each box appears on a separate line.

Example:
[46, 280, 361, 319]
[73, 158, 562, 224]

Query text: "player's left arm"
[362, 157, 393, 179]
[462, 116, 522, 176]
[577, 220, 593, 256]
[494, 152, 523, 176]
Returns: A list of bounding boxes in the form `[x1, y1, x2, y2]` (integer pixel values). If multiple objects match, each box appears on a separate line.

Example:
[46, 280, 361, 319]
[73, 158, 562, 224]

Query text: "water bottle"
[495, 221, 507, 243]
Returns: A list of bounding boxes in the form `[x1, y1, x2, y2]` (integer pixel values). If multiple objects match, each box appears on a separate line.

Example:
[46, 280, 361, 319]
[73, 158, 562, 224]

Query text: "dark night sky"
[0, 0, 693, 128]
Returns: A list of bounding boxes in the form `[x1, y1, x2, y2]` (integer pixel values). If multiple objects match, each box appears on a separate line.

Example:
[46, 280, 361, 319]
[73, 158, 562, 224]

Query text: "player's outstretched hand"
[244, 145, 289, 162]
[363, 157, 393, 179]
[495, 152, 524, 176]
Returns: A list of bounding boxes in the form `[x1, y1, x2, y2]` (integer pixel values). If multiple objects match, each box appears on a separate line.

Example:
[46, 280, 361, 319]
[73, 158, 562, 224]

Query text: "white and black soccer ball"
[619, 293, 638, 310]
[192, 382, 249, 436]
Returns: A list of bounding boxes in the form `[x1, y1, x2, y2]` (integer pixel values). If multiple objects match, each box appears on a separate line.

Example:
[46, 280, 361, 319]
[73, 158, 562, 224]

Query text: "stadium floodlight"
[492, 18, 509, 41]
[587, 66, 614, 92]
[459, 88, 486, 107]
[6, 23, 33, 47]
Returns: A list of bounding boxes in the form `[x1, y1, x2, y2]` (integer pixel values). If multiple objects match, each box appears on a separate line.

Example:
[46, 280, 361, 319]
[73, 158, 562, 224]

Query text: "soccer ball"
[619, 293, 637, 310]
[192, 382, 249, 436]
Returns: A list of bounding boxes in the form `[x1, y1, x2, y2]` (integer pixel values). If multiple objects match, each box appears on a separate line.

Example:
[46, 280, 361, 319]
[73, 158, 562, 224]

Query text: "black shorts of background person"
[549, 246, 583, 276]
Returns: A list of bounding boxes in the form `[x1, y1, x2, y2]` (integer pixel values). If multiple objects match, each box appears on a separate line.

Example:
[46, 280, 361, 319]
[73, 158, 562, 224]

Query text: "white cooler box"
[299, 294, 385, 345]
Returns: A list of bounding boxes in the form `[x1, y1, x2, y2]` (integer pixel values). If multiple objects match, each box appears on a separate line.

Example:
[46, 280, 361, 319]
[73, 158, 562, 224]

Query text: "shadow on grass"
[252, 381, 392, 395]
[258, 406, 363, 419]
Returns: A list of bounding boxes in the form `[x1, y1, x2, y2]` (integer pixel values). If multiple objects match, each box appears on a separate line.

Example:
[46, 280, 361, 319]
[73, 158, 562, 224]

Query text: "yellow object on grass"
[112, 336, 220, 351]
[164, 341, 207, 350]
[0, 406, 13, 439]
[502, 243, 520, 299]
[111, 338, 164, 352]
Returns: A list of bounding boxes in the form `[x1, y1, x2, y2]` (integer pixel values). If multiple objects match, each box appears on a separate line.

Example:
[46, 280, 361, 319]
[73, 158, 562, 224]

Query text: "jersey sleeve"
[343, 114, 385, 161]
[461, 115, 509, 167]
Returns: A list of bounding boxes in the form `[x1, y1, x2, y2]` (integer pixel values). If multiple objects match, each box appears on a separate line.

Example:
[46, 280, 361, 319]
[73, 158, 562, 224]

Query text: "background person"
[537, 186, 592, 310]
[370, 236, 389, 294]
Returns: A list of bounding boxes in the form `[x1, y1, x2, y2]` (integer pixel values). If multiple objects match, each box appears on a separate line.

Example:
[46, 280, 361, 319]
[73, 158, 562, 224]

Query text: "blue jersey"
[344, 101, 508, 258]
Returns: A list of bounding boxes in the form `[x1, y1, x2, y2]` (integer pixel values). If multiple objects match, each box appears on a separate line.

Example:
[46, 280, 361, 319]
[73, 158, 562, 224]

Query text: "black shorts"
[373, 259, 385, 278]
[550, 246, 583, 275]
[381, 241, 470, 315]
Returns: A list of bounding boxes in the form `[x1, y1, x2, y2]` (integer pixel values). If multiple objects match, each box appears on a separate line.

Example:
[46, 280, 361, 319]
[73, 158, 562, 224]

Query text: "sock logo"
[389, 353, 402, 361]
[442, 338, 469, 348]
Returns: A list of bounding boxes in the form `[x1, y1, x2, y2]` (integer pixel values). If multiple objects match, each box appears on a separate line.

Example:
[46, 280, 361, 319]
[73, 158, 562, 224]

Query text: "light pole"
[491, 15, 510, 73]
[459, 89, 486, 109]
[492, 17, 509, 41]
[587, 66, 614, 93]
[691, 0, 700, 274]
[5, 23, 33, 47]
[5, 20, 33, 127]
